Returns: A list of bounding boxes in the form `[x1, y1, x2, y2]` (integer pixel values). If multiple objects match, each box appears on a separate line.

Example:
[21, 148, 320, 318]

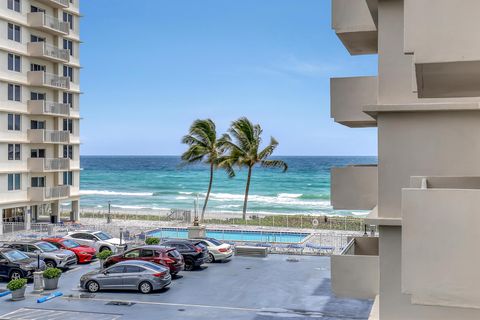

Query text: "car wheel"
[99, 246, 110, 253]
[184, 259, 194, 271]
[45, 260, 57, 268]
[9, 269, 22, 280]
[205, 253, 215, 263]
[139, 281, 153, 294]
[86, 280, 100, 293]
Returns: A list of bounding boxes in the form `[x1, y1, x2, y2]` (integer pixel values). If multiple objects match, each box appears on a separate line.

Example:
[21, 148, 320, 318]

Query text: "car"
[42, 237, 97, 264]
[104, 245, 184, 275]
[3, 240, 77, 269]
[63, 230, 127, 253]
[160, 239, 207, 271]
[189, 238, 233, 263]
[0, 248, 46, 280]
[80, 260, 171, 294]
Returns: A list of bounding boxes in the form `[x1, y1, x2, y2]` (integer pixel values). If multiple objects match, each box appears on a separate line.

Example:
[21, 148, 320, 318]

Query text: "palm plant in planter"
[97, 250, 113, 268]
[43, 267, 62, 290]
[7, 278, 27, 301]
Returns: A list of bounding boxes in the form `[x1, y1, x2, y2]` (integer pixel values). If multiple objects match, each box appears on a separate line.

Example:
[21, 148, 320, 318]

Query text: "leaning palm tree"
[181, 119, 225, 222]
[219, 117, 288, 220]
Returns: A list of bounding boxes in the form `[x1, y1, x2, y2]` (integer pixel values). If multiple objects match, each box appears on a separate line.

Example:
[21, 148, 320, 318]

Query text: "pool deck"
[0, 255, 372, 320]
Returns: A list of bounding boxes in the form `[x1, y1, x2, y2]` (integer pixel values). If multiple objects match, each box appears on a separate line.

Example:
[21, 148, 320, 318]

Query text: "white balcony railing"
[28, 129, 70, 144]
[28, 186, 70, 201]
[28, 100, 71, 117]
[28, 12, 69, 35]
[28, 71, 70, 90]
[28, 158, 71, 172]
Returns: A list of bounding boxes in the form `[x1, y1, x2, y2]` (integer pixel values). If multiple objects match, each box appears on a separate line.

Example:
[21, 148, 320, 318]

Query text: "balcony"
[28, 158, 71, 172]
[28, 71, 70, 90]
[332, 0, 378, 55]
[402, 176, 480, 309]
[27, 42, 70, 63]
[331, 237, 379, 299]
[331, 165, 378, 210]
[28, 129, 70, 144]
[404, 0, 480, 98]
[28, 100, 70, 117]
[35, 0, 69, 8]
[27, 12, 69, 36]
[28, 186, 70, 202]
[330, 76, 377, 127]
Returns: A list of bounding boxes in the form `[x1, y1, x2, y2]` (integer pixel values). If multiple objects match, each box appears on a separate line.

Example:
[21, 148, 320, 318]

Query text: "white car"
[64, 230, 127, 253]
[190, 238, 233, 263]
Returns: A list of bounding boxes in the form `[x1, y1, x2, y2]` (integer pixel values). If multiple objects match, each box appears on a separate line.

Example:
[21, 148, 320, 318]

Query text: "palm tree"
[181, 119, 225, 222]
[219, 117, 288, 220]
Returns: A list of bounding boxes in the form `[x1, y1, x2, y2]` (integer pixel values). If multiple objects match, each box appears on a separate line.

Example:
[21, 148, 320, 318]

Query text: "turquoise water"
[148, 228, 310, 243]
[80, 156, 377, 216]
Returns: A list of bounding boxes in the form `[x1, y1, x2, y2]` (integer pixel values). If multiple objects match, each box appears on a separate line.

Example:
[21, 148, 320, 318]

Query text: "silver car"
[80, 260, 171, 294]
[5, 240, 77, 269]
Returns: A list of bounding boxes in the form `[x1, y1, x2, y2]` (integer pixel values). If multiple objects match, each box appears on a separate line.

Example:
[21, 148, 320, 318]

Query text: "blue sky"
[80, 0, 378, 156]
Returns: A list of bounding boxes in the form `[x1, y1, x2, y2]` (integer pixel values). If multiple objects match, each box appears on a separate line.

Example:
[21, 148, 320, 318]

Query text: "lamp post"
[107, 201, 111, 224]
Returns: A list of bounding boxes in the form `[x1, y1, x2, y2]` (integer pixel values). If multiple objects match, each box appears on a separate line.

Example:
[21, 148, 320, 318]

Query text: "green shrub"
[43, 267, 62, 279]
[7, 278, 27, 291]
[145, 237, 160, 245]
[97, 250, 113, 260]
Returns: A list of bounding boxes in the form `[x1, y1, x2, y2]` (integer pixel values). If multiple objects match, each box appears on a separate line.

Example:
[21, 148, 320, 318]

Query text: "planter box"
[11, 287, 26, 301]
[44, 277, 59, 290]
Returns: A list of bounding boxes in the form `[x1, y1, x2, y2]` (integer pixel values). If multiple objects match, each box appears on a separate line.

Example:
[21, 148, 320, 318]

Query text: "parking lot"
[0, 255, 372, 320]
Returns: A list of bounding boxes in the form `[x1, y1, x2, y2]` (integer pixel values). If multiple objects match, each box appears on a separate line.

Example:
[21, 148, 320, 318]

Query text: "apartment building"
[329, 0, 480, 319]
[0, 0, 81, 233]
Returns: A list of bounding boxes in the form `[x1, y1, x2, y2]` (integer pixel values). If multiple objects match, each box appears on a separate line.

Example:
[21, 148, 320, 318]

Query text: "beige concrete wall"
[330, 76, 377, 127]
[331, 165, 378, 210]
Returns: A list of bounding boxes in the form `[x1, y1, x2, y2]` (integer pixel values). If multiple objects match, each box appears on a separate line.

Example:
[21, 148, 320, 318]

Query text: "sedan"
[80, 260, 171, 294]
[42, 237, 96, 264]
[190, 238, 233, 263]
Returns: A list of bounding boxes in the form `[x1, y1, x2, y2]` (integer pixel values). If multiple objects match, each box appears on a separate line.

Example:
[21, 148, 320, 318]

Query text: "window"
[7, 23, 20, 42]
[63, 119, 73, 133]
[31, 64, 46, 72]
[8, 144, 21, 160]
[7, 114, 21, 131]
[31, 149, 45, 158]
[31, 92, 46, 100]
[141, 249, 155, 258]
[8, 53, 21, 72]
[63, 66, 73, 82]
[106, 266, 125, 274]
[63, 12, 73, 30]
[8, 84, 21, 102]
[7, 0, 20, 12]
[63, 39, 73, 56]
[63, 145, 73, 159]
[31, 177, 45, 188]
[63, 171, 73, 186]
[124, 249, 140, 259]
[31, 120, 45, 130]
[63, 92, 73, 108]
[8, 173, 21, 190]
[125, 266, 145, 273]
[30, 35, 45, 42]
[30, 5, 45, 13]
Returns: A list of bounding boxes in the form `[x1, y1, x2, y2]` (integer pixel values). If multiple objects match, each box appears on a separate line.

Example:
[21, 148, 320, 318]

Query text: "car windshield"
[95, 232, 112, 240]
[4, 250, 29, 262]
[36, 242, 58, 252]
[62, 239, 80, 248]
[208, 239, 223, 246]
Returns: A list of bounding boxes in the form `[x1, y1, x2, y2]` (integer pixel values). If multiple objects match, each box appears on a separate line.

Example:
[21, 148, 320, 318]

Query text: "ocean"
[79, 156, 377, 217]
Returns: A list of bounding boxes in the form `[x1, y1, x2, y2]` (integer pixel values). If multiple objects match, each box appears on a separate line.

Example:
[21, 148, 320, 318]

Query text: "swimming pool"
[147, 228, 310, 243]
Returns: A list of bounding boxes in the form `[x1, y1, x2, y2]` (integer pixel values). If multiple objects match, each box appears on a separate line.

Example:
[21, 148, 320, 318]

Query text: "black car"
[0, 248, 46, 280]
[160, 239, 207, 271]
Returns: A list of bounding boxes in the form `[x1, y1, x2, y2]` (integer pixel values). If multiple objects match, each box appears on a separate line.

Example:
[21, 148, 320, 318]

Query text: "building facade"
[0, 0, 80, 233]
[330, 0, 480, 319]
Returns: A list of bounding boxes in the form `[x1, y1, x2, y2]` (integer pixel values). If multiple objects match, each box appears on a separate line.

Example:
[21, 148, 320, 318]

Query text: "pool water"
[148, 228, 310, 243]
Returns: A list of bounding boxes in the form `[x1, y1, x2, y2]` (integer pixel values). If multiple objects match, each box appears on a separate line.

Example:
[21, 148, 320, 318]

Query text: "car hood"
[53, 249, 76, 257]
[17, 258, 46, 270]
[103, 238, 123, 245]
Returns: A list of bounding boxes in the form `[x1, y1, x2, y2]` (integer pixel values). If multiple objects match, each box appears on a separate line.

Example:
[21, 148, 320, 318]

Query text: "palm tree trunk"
[242, 165, 253, 220]
[201, 162, 214, 223]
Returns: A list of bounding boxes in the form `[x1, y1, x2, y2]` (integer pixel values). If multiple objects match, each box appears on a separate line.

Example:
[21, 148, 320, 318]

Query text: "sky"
[80, 0, 378, 156]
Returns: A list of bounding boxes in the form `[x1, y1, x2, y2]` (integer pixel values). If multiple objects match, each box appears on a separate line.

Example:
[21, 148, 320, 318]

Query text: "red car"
[42, 238, 97, 264]
[104, 245, 185, 275]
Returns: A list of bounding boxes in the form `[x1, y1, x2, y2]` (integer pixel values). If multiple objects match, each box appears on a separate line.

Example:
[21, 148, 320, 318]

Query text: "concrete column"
[71, 200, 80, 222]
[25, 207, 31, 231]
[0, 208, 3, 236]
[51, 201, 60, 224]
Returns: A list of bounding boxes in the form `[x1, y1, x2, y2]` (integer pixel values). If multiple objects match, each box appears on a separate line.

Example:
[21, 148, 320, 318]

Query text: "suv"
[4, 240, 77, 269]
[42, 237, 97, 264]
[64, 230, 127, 253]
[104, 245, 184, 275]
[0, 248, 46, 280]
[160, 239, 207, 271]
